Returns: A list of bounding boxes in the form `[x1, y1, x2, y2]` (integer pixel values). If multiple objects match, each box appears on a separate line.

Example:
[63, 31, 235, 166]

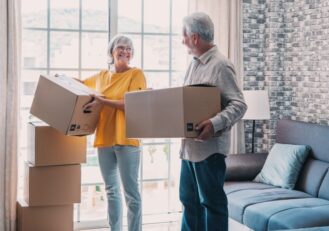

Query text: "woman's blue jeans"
[98, 145, 141, 231]
[179, 153, 228, 231]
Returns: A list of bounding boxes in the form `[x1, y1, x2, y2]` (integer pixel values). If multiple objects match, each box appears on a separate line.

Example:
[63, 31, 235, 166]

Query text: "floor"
[84, 222, 180, 231]
[83, 219, 251, 231]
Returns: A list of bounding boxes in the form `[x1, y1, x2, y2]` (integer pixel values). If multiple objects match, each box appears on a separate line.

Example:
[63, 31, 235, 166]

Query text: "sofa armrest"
[225, 153, 268, 181]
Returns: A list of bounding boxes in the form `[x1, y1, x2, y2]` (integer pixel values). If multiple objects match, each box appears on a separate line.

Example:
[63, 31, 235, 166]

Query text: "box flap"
[44, 74, 102, 96]
[29, 120, 49, 127]
[17, 199, 28, 207]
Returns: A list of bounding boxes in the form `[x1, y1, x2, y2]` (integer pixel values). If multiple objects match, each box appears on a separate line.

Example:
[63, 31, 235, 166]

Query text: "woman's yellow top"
[83, 68, 146, 148]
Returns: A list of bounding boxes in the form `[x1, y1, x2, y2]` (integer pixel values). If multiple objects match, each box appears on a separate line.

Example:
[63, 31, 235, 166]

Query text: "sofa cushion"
[274, 226, 329, 231]
[226, 182, 311, 223]
[268, 205, 329, 230]
[225, 153, 268, 181]
[224, 181, 274, 195]
[295, 159, 329, 197]
[244, 198, 329, 231]
[254, 143, 310, 189]
[318, 170, 329, 200]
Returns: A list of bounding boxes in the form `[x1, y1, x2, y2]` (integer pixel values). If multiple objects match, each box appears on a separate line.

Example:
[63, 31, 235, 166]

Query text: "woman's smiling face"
[112, 43, 133, 65]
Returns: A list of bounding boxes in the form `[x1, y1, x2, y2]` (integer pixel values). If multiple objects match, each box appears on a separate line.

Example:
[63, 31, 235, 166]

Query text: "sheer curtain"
[188, 0, 245, 153]
[0, 0, 21, 230]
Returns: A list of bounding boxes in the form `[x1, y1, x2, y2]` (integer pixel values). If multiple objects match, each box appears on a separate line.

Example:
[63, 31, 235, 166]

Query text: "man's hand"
[195, 119, 214, 142]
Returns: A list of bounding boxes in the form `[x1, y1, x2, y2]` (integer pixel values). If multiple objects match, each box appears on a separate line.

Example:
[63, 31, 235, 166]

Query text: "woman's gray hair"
[107, 34, 134, 64]
[183, 12, 214, 43]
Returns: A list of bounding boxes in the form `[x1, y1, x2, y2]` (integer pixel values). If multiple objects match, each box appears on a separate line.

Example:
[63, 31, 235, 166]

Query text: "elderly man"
[179, 12, 247, 231]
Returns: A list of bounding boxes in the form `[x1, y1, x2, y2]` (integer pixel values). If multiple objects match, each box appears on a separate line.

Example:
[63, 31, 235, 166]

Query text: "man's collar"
[193, 45, 217, 64]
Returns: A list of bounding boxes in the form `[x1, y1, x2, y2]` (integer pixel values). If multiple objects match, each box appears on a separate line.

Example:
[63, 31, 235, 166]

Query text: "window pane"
[20, 70, 46, 109]
[81, 71, 101, 80]
[79, 184, 107, 221]
[169, 140, 182, 212]
[142, 138, 170, 144]
[50, 31, 79, 68]
[82, 166, 103, 186]
[50, 0, 79, 29]
[144, 0, 169, 33]
[172, 36, 189, 71]
[144, 35, 169, 70]
[142, 144, 169, 180]
[118, 0, 142, 33]
[19, 109, 32, 150]
[48, 71, 79, 79]
[143, 181, 169, 214]
[22, 0, 47, 28]
[21, 81, 37, 108]
[81, 32, 108, 69]
[79, 134, 108, 221]
[22, 30, 47, 68]
[82, 0, 109, 31]
[17, 109, 31, 199]
[172, 0, 188, 34]
[144, 72, 169, 89]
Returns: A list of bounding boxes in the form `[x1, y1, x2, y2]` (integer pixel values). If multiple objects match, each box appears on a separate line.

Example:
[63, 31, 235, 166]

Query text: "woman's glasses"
[115, 45, 132, 52]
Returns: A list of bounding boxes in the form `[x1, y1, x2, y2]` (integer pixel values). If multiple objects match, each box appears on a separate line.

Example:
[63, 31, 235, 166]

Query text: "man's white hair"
[183, 12, 214, 43]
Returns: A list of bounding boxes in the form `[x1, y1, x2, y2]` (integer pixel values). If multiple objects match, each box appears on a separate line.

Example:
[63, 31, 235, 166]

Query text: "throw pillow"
[254, 143, 310, 189]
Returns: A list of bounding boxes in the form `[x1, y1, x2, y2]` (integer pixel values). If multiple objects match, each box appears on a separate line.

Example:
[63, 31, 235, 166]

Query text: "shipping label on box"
[125, 86, 220, 138]
[30, 74, 103, 136]
[27, 121, 87, 166]
[24, 163, 81, 206]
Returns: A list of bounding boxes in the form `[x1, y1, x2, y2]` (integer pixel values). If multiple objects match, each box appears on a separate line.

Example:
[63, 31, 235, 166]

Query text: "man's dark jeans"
[179, 153, 228, 231]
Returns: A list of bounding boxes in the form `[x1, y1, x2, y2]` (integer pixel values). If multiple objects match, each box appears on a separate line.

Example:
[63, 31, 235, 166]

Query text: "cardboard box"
[125, 86, 220, 138]
[24, 163, 81, 206]
[17, 199, 73, 231]
[30, 74, 102, 135]
[27, 121, 87, 166]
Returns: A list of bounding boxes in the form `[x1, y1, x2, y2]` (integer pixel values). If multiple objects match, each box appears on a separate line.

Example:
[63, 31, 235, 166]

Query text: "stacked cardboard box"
[17, 122, 86, 231]
[17, 199, 74, 231]
[18, 74, 99, 231]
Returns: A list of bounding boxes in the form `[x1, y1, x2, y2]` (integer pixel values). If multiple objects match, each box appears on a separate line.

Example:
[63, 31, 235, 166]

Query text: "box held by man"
[125, 86, 220, 138]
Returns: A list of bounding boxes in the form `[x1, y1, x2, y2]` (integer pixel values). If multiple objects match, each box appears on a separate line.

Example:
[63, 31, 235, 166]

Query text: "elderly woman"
[82, 34, 146, 231]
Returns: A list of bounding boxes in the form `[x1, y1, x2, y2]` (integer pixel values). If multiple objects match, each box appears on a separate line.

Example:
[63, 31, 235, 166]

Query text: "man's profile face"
[182, 28, 194, 55]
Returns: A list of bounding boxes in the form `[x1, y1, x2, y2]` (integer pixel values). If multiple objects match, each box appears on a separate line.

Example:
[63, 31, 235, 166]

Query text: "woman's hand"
[83, 94, 104, 112]
[83, 94, 125, 111]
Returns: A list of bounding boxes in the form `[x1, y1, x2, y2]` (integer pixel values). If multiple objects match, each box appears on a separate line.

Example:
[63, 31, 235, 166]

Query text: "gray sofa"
[224, 119, 329, 231]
